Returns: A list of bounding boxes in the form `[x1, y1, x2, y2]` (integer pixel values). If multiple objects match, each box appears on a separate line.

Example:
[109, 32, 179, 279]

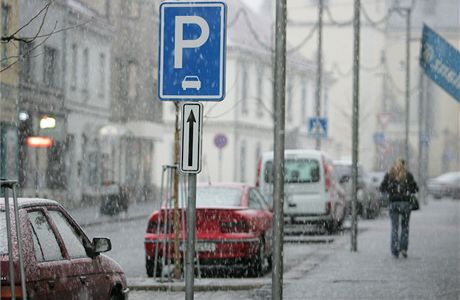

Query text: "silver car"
[427, 172, 460, 199]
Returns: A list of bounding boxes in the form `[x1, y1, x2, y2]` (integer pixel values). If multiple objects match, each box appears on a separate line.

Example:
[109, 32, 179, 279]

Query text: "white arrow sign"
[181, 103, 203, 173]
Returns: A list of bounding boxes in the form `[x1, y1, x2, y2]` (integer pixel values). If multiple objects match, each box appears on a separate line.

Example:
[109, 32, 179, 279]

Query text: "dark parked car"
[332, 160, 380, 219]
[427, 172, 460, 199]
[0, 198, 129, 299]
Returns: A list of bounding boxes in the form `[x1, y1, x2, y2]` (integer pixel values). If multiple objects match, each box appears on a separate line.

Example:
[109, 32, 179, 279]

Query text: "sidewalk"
[278, 200, 460, 300]
[69, 200, 158, 227]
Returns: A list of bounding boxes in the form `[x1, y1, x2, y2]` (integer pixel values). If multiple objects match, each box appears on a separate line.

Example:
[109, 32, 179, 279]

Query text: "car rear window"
[0, 211, 7, 254]
[264, 159, 320, 184]
[195, 187, 242, 207]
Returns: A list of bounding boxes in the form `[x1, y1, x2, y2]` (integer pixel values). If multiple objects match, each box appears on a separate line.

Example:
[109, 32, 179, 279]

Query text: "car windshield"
[0, 211, 7, 254]
[195, 187, 242, 207]
[175, 187, 242, 208]
[265, 159, 320, 184]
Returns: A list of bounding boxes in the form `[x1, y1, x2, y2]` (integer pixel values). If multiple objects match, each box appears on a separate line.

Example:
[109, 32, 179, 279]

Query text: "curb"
[128, 279, 269, 292]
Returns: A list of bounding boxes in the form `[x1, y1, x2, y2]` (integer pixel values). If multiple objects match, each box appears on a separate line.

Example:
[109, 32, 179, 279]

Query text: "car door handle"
[288, 203, 297, 207]
[79, 276, 87, 284]
[48, 280, 55, 289]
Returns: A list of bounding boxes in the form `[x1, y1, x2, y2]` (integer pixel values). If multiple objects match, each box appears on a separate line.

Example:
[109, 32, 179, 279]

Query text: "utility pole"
[315, 0, 324, 150]
[272, 0, 287, 299]
[418, 71, 426, 204]
[404, 7, 411, 165]
[351, 0, 360, 252]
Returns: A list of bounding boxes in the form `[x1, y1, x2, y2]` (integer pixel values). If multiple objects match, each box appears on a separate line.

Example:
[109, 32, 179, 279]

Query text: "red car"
[144, 183, 273, 277]
[0, 198, 129, 300]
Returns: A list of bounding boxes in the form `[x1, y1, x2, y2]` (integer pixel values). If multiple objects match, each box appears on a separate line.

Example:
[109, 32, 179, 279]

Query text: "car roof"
[0, 198, 60, 209]
[436, 172, 460, 181]
[261, 149, 325, 160]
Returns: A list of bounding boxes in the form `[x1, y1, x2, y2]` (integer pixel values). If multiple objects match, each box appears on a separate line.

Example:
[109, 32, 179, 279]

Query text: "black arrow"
[187, 110, 196, 167]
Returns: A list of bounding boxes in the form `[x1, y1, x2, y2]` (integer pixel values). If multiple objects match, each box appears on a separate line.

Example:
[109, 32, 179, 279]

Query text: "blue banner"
[420, 24, 460, 102]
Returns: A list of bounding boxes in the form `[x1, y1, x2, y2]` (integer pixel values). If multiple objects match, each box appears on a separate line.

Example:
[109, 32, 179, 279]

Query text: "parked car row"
[1, 149, 395, 298]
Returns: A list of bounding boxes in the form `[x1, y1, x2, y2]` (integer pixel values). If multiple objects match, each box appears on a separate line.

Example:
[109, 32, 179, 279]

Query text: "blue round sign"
[214, 134, 227, 149]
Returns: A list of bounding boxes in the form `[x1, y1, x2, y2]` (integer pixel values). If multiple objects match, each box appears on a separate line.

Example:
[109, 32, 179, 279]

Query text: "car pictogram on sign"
[182, 76, 201, 91]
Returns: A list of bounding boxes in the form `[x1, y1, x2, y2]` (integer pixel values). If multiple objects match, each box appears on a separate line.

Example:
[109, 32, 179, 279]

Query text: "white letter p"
[174, 16, 210, 69]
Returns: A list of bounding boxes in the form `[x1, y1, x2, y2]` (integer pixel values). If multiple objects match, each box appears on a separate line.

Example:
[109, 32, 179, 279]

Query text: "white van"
[256, 149, 346, 232]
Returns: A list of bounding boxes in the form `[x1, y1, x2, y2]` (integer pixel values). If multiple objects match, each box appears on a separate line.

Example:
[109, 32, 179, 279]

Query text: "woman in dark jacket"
[380, 159, 418, 258]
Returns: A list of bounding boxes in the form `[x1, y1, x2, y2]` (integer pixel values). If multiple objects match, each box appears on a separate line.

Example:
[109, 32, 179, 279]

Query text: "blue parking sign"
[158, 2, 227, 101]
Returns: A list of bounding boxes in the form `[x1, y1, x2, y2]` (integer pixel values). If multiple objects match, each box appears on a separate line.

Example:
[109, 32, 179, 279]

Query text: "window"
[0, 211, 7, 254]
[48, 210, 87, 258]
[20, 41, 34, 81]
[43, 46, 58, 87]
[82, 48, 89, 93]
[248, 189, 262, 210]
[88, 152, 99, 186]
[46, 141, 67, 189]
[28, 210, 64, 262]
[99, 53, 106, 98]
[287, 81, 293, 122]
[301, 81, 307, 122]
[264, 159, 320, 184]
[256, 68, 264, 118]
[249, 188, 270, 210]
[240, 140, 246, 182]
[127, 61, 138, 100]
[255, 142, 261, 166]
[240, 63, 248, 114]
[1, 3, 9, 66]
[70, 44, 77, 89]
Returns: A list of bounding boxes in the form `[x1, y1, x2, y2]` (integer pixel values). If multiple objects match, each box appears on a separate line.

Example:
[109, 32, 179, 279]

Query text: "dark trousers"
[389, 201, 411, 256]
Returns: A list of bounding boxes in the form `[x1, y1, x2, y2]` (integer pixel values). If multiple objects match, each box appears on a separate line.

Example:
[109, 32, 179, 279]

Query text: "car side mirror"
[92, 237, 111, 255]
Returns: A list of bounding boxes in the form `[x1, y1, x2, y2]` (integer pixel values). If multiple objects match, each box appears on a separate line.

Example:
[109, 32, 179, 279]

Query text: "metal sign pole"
[272, 0, 287, 299]
[404, 8, 412, 165]
[12, 186, 27, 299]
[185, 173, 197, 300]
[3, 187, 16, 299]
[351, 0, 361, 252]
[315, 0, 324, 150]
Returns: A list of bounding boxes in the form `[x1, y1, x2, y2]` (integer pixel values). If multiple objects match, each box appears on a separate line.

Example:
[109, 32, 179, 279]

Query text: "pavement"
[69, 200, 158, 227]
[272, 199, 460, 300]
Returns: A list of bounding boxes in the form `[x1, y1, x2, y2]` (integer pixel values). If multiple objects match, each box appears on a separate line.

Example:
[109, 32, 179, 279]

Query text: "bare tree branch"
[1, 21, 57, 73]
[1, 1, 51, 43]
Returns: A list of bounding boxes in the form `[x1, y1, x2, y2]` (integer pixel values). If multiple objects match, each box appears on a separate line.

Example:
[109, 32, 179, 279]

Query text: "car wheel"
[325, 220, 338, 235]
[109, 285, 125, 300]
[248, 238, 265, 277]
[146, 257, 162, 278]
